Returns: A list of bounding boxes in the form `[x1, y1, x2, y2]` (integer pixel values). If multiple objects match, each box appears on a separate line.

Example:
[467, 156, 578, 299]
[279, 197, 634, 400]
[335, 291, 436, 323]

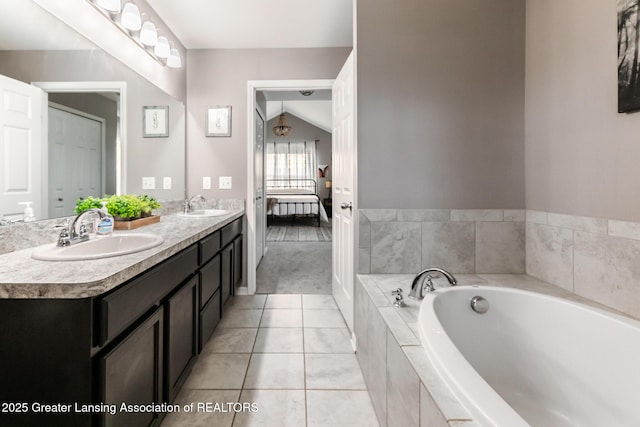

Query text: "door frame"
[32, 81, 127, 201]
[255, 104, 267, 264]
[244, 79, 334, 295]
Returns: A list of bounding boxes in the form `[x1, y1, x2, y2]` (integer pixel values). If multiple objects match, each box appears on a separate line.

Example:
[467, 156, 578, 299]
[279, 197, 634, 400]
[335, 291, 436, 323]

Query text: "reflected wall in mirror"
[0, 1, 186, 223]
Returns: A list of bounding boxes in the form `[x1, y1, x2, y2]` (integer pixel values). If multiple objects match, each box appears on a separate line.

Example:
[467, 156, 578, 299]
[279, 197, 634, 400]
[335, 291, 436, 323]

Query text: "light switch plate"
[163, 177, 171, 190]
[142, 177, 155, 190]
[219, 176, 232, 189]
[203, 176, 211, 190]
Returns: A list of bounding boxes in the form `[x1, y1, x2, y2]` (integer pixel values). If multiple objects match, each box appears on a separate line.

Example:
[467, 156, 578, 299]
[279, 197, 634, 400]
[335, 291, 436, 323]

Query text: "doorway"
[246, 79, 335, 296]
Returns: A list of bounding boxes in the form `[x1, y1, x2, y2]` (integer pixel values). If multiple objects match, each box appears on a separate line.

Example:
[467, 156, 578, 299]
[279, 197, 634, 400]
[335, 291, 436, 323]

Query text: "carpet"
[266, 225, 332, 242]
[256, 241, 332, 294]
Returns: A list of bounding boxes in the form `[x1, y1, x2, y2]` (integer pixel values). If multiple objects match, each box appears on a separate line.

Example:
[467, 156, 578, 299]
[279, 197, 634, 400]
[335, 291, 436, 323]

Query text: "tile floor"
[160, 294, 379, 427]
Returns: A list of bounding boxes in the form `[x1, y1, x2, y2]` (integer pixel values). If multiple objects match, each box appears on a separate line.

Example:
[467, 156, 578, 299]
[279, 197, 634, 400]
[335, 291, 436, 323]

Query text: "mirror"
[0, 1, 186, 222]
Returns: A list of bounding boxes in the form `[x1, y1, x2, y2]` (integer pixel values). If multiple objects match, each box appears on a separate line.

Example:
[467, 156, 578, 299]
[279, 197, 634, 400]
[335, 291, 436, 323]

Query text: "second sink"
[177, 209, 230, 218]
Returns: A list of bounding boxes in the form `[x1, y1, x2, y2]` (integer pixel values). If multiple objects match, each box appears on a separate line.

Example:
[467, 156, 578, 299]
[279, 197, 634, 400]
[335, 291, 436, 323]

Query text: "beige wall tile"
[386, 335, 420, 427]
[547, 212, 607, 234]
[525, 223, 573, 291]
[422, 222, 475, 273]
[451, 209, 503, 222]
[371, 222, 422, 273]
[476, 222, 525, 274]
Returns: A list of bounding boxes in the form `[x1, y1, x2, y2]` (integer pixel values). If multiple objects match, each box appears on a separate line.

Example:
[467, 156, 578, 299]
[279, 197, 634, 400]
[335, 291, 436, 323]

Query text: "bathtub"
[418, 286, 640, 427]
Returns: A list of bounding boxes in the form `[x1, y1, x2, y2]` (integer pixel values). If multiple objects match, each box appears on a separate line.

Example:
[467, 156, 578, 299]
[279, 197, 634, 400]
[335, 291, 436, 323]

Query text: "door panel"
[332, 51, 356, 332]
[0, 74, 43, 219]
[255, 108, 265, 266]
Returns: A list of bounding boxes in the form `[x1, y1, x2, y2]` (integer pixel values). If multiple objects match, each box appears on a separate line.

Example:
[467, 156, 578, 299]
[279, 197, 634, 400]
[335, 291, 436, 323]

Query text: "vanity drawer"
[97, 244, 198, 346]
[199, 230, 221, 264]
[221, 218, 242, 248]
[199, 288, 221, 351]
[199, 254, 221, 309]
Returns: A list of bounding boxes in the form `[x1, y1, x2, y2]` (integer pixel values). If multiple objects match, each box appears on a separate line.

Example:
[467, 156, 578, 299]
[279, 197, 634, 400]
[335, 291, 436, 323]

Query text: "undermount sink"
[31, 233, 164, 261]
[177, 209, 230, 218]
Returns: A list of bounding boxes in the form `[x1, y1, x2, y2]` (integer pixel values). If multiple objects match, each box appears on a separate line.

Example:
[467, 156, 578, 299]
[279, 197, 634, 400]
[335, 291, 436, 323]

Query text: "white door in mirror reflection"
[0, 74, 43, 221]
[48, 106, 104, 218]
[255, 108, 265, 266]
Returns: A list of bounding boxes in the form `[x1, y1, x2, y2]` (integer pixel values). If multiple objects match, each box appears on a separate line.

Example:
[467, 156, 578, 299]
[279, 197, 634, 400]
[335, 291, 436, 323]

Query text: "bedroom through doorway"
[254, 88, 333, 294]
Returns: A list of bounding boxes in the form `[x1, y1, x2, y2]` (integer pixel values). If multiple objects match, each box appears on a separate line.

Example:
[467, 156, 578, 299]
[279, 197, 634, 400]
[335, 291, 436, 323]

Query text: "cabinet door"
[99, 307, 163, 427]
[233, 235, 243, 288]
[221, 244, 233, 307]
[166, 276, 198, 402]
[199, 254, 221, 309]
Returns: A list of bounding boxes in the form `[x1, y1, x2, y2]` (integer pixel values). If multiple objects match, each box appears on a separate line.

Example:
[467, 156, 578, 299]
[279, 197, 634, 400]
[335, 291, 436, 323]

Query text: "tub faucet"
[408, 267, 458, 300]
[184, 195, 206, 213]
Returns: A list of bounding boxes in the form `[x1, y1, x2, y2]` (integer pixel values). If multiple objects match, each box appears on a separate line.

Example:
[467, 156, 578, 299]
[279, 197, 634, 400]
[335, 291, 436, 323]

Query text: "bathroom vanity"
[0, 211, 244, 427]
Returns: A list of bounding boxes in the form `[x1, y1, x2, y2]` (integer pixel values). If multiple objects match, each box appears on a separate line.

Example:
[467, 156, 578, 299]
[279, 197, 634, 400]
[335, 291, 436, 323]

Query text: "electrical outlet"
[142, 177, 155, 190]
[163, 177, 172, 190]
[203, 176, 211, 190]
[219, 176, 232, 189]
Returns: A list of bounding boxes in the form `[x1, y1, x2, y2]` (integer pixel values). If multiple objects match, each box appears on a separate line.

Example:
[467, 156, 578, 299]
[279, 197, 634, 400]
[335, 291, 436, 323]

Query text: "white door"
[332, 51, 357, 332]
[0, 74, 43, 220]
[255, 108, 266, 266]
[48, 106, 103, 218]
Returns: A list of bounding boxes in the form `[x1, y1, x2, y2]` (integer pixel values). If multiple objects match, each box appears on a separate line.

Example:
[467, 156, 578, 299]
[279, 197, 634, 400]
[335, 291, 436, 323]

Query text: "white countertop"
[0, 210, 244, 299]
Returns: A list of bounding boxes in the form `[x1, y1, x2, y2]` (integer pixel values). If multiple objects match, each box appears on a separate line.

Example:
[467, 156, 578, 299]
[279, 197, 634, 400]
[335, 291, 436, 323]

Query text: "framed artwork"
[619, 1, 640, 112]
[206, 105, 232, 137]
[143, 106, 169, 137]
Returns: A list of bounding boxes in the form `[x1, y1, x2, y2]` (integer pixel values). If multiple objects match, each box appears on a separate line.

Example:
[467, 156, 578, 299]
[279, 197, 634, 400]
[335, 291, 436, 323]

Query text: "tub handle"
[470, 296, 489, 314]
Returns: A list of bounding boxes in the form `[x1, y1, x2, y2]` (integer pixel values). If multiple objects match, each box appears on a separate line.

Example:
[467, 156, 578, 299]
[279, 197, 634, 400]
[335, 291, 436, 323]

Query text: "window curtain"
[266, 141, 317, 190]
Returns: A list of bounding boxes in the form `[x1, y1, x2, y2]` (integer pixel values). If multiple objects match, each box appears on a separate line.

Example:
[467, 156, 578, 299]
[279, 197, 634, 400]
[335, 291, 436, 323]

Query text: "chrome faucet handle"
[55, 220, 71, 247]
[423, 275, 436, 293]
[391, 288, 405, 307]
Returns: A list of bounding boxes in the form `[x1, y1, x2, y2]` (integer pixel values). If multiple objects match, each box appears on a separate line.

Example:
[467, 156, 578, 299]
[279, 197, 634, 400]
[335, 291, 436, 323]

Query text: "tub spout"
[408, 267, 457, 300]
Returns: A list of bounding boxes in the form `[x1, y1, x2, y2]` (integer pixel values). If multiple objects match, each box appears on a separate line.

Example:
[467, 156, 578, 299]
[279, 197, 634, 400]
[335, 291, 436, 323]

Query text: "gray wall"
[265, 113, 332, 200]
[48, 92, 118, 194]
[0, 50, 186, 202]
[525, 0, 640, 222]
[185, 48, 350, 200]
[357, 0, 526, 209]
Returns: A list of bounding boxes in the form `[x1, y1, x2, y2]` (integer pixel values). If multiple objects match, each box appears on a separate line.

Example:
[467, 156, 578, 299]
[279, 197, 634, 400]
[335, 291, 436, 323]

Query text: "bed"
[266, 179, 329, 226]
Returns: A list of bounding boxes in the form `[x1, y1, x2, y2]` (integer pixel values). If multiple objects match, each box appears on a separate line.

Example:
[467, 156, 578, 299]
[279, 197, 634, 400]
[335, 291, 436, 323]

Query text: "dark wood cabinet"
[99, 307, 164, 427]
[0, 215, 244, 427]
[165, 276, 198, 402]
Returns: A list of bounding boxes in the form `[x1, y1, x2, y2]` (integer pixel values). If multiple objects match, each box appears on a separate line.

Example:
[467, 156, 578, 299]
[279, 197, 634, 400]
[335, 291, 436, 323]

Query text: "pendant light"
[273, 101, 292, 137]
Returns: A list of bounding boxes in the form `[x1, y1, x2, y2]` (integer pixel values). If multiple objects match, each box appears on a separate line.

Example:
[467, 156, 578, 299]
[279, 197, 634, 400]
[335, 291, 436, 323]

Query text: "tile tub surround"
[359, 209, 525, 275]
[525, 210, 640, 319]
[354, 273, 622, 427]
[162, 293, 379, 427]
[0, 209, 244, 298]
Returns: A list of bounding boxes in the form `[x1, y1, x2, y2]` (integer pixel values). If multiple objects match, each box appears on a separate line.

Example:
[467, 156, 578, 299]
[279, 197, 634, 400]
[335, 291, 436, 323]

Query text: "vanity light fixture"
[89, 0, 182, 68]
[273, 101, 292, 137]
[139, 20, 158, 46]
[97, 0, 121, 13]
[120, 2, 142, 31]
[154, 36, 171, 58]
[167, 48, 182, 68]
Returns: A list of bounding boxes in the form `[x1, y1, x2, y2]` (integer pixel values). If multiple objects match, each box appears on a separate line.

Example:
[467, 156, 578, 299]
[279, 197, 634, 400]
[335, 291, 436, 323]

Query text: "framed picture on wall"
[206, 105, 232, 137]
[143, 106, 169, 137]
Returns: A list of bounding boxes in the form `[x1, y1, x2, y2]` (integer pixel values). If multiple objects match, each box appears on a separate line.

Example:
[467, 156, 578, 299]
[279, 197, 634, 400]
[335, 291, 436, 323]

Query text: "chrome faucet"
[184, 195, 206, 214]
[408, 267, 458, 300]
[57, 208, 106, 247]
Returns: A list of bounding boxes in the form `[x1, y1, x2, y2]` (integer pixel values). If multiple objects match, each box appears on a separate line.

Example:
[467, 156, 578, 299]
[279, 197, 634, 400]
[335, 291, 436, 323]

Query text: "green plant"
[138, 195, 161, 217]
[74, 196, 104, 214]
[105, 194, 143, 220]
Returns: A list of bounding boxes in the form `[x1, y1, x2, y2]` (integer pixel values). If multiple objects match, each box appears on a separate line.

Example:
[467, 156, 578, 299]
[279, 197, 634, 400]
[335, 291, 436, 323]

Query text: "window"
[266, 141, 317, 191]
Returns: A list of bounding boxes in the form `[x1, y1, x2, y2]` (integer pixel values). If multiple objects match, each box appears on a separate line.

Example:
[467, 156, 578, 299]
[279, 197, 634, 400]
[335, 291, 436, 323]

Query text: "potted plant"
[74, 194, 162, 230]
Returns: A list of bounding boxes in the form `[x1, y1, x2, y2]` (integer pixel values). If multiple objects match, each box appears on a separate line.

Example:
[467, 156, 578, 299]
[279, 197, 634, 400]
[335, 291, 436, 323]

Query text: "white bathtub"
[418, 286, 640, 427]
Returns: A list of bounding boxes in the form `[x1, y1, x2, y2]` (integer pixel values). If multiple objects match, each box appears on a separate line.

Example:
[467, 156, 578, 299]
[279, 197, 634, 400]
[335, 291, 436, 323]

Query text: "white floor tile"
[218, 309, 263, 328]
[304, 328, 354, 353]
[260, 309, 303, 327]
[227, 295, 267, 310]
[264, 294, 302, 309]
[253, 328, 303, 353]
[183, 353, 250, 389]
[244, 353, 305, 389]
[160, 389, 239, 427]
[307, 390, 380, 427]
[303, 294, 338, 310]
[202, 328, 258, 354]
[305, 354, 367, 390]
[304, 309, 347, 328]
[233, 389, 306, 427]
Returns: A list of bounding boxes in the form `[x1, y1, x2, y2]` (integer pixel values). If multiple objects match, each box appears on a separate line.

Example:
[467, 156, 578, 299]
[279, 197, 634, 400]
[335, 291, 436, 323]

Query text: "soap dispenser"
[95, 201, 114, 237]
[18, 202, 35, 222]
